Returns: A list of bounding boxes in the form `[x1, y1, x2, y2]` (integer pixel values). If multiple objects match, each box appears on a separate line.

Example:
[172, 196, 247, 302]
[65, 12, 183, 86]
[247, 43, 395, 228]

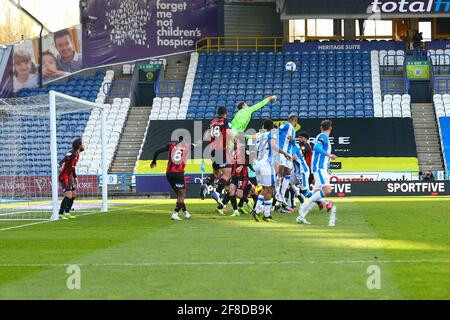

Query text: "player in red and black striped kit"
[58, 138, 85, 220]
[216, 134, 258, 217]
[151, 136, 191, 221]
[200, 106, 233, 206]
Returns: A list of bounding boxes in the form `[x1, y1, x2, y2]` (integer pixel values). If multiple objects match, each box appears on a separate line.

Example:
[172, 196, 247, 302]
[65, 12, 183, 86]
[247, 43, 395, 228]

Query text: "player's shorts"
[59, 176, 75, 193]
[313, 169, 330, 190]
[166, 172, 186, 191]
[211, 149, 231, 170]
[255, 160, 275, 187]
[231, 176, 249, 191]
[278, 153, 293, 170]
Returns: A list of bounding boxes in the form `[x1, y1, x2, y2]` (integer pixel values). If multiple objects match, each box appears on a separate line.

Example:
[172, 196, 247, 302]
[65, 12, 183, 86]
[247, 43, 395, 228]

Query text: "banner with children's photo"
[0, 46, 14, 98]
[41, 26, 83, 84]
[12, 25, 83, 93]
[12, 41, 39, 93]
[82, 0, 219, 67]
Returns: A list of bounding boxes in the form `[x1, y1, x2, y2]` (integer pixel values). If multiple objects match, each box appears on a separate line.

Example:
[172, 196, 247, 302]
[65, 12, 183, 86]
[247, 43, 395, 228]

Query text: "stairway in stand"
[411, 103, 444, 171]
[109, 106, 151, 191]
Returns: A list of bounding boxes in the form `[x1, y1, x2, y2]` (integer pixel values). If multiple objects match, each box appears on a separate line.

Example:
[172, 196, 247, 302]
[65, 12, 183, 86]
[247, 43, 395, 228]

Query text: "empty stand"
[184, 50, 374, 120]
[11, 70, 127, 176]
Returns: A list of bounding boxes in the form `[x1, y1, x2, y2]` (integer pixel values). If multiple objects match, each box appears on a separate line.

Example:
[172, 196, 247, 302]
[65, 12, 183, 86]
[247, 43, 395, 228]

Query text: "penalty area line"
[1, 259, 450, 268]
[0, 203, 161, 232]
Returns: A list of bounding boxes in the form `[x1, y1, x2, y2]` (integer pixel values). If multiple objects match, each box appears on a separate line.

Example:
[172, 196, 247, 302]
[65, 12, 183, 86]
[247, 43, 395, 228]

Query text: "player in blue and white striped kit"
[252, 119, 291, 222]
[297, 120, 337, 225]
[292, 142, 312, 200]
[275, 114, 298, 207]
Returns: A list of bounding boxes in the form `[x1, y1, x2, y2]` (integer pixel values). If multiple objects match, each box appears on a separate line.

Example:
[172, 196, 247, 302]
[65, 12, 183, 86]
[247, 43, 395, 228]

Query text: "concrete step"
[110, 167, 135, 173]
[414, 133, 440, 139]
[412, 119, 438, 124]
[115, 142, 142, 148]
[417, 145, 441, 152]
[114, 157, 138, 162]
[415, 142, 441, 148]
[412, 123, 438, 130]
[122, 126, 148, 131]
[418, 156, 443, 162]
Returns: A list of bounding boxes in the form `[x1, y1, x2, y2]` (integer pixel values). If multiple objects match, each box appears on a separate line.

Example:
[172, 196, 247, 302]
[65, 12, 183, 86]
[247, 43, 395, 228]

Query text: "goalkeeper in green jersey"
[199, 96, 276, 201]
[231, 96, 277, 135]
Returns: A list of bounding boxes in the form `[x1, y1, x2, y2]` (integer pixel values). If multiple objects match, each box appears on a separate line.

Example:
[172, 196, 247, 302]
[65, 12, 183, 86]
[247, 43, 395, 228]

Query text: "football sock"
[218, 192, 230, 210]
[301, 189, 312, 198]
[275, 174, 282, 194]
[289, 189, 296, 207]
[59, 197, 71, 215]
[175, 201, 183, 213]
[280, 175, 291, 198]
[264, 201, 272, 218]
[238, 197, 248, 208]
[65, 198, 75, 213]
[301, 190, 324, 217]
[230, 195, 238, 211]
[254, 195, 264, 213]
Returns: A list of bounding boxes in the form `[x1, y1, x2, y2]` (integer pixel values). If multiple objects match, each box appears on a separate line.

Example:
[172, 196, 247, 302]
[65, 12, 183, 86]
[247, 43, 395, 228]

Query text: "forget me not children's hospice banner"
[82, 0, 219, 67]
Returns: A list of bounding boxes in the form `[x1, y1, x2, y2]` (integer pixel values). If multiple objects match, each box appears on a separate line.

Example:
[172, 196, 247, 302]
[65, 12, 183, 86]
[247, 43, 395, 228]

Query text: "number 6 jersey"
[168, 141, 190, 174]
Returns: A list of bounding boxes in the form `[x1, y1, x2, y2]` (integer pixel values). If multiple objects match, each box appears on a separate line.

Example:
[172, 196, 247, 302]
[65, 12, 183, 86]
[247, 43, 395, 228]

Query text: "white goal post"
[49, 91, 108, 220]
[0, 91, 108, 221]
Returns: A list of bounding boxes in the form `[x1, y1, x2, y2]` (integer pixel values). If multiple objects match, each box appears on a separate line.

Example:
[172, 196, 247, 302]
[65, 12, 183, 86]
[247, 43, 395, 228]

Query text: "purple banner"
[425, 41, 450, 50]
[82, 0, 219, 67]
[0, 47, 13, 98]
[284, 41, 406, 52]
[136, 174, 203, 193]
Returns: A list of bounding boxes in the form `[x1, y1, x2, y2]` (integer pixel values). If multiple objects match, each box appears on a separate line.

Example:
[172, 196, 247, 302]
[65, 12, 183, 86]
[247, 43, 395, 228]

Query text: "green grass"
[0, 198, 449, 299]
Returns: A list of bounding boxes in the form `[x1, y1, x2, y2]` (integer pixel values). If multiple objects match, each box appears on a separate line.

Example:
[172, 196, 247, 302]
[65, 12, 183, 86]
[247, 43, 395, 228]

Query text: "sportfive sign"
[329, 181, 450, 197]
[387, 182, 446, 193]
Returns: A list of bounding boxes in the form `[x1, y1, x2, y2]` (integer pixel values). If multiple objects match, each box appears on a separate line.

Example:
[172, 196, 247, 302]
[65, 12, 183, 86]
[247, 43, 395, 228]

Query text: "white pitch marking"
[328, 206, 337, 227]
[0, 203, 160, 232]
[1, 260, 449, 268]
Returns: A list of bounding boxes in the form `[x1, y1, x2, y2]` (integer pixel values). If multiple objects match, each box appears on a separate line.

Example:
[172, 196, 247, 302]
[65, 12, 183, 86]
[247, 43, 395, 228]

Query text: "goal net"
[0, 91, 108, 222]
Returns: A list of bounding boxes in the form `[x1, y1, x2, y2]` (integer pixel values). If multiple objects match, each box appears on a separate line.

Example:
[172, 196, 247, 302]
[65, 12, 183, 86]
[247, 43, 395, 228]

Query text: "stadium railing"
[155, 81, 183, 97]
[434, 78, 450, 94]
[380, 53, 409, 95]
[196, 36, 285, 53]
[381, 77, 409, 94]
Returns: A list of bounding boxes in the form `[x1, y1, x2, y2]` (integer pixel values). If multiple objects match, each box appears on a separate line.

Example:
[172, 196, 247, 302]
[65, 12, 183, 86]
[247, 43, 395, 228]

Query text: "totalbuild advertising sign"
[369, 0, 449, 13]
[282, 0, 450, 18]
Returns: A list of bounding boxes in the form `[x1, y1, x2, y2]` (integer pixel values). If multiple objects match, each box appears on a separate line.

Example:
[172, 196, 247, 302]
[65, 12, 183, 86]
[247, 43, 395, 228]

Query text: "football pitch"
[0, 198, 449, 300]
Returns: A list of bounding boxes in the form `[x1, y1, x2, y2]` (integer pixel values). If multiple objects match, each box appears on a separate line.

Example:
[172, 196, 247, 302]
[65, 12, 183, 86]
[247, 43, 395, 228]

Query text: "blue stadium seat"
[185, 50, 374, 119]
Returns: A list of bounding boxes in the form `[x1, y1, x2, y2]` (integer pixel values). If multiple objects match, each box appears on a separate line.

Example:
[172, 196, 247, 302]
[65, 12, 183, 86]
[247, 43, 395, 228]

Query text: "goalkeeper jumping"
[200, 96, 276, 201]
[232, 96, 277, 136]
